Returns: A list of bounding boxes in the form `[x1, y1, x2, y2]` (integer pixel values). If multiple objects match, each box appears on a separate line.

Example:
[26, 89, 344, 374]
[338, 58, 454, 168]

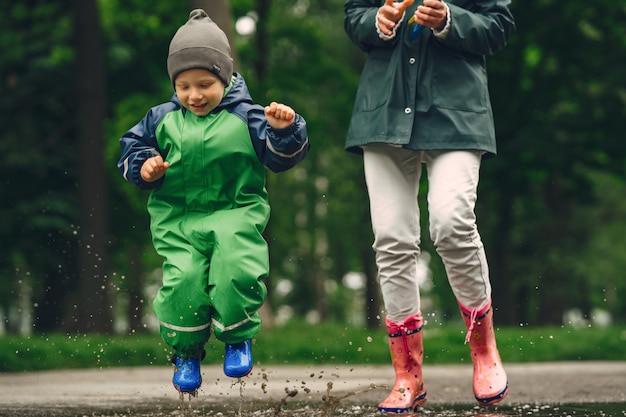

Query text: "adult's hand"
[412, 0, 447, 31]
[377, 0, 414, 36]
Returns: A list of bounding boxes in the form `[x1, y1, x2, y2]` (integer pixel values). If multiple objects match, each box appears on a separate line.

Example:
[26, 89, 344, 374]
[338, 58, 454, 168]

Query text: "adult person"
[343, 0, 515, 412]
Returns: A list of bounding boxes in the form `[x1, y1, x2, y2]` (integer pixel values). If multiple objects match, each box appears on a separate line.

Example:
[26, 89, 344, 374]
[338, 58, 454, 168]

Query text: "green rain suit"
[118, 74, 309, 358]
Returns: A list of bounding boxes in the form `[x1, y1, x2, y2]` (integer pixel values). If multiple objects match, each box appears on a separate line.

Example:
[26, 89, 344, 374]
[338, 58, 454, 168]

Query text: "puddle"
[1, 401, 625, 417]
[1, 364, 625, 417]
[422, 403, 626, 416]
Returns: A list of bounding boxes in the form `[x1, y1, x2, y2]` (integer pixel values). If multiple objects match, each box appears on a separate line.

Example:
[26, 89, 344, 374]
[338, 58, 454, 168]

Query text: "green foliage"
[476, 0, 626, 324]
[569, 171, 626, 321]
[1, 323, 624, 372]
[230, 0, 374, 319]
[0, 332, 169, 372]
[2, 0, 626, 337]
[0, 1, 79, 331]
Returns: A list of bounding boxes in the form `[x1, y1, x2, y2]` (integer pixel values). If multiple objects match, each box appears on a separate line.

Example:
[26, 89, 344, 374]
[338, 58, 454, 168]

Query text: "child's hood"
[217, 73, 253, 110]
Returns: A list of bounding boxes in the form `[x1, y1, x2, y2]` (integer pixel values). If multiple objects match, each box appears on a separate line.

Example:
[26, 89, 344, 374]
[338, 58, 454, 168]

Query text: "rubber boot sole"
[475, 383, 508, 405]
[377, 389, 427, 414]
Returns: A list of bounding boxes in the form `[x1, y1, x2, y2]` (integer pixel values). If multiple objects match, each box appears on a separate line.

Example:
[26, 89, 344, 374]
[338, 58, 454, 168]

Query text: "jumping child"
[118, 9, 309, 394]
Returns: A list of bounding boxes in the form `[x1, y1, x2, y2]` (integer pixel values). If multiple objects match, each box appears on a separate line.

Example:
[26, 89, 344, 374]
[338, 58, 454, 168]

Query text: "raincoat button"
[404, 108, 412, 114]
[409, 57, 416, 64]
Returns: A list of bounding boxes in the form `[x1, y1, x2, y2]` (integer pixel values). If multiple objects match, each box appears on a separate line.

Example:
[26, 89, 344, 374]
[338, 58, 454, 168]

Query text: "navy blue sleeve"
[246, 104, 310, 173]
[117, 101, 178, 190]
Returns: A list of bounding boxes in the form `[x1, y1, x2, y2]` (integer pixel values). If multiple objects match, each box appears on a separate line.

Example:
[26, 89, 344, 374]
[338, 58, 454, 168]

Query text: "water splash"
[320, 381, 381, 417]
[232, 377, 246, 417]
[177, 389, 197, 415]
[271, 386, 300, 417]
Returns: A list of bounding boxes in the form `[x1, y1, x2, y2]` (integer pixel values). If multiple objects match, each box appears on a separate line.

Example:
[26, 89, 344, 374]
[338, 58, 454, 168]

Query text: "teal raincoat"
[344, 0, 515, 157]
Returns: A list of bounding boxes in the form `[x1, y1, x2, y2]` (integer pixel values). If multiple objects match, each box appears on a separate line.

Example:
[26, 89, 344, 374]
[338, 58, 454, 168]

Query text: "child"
[117, 9, 309, 394]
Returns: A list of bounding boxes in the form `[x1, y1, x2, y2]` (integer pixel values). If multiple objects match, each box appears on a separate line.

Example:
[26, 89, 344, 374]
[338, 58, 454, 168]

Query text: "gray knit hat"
[167, 9, 233, 86]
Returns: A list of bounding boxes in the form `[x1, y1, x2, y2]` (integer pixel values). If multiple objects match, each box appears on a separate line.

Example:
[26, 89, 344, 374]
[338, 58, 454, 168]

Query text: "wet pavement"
[0, 362, 625, 416]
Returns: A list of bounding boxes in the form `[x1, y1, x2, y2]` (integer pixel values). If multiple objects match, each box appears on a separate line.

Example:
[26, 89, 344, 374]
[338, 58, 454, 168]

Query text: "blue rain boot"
[224, 339, 253, 378]
[172, 355, 202, 393]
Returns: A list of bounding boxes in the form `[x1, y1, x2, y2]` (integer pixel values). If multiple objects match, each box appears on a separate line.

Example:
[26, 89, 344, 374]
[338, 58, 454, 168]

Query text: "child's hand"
[265, 102, 295, 129]
[141, 156, 170, 182]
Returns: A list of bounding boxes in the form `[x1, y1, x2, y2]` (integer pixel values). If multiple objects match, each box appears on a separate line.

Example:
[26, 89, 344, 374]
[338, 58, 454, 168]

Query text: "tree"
[239, 0, 382, 326]
[100, 0, 189, 333]
[0, 1, 80, 333]
[3, 0, 625, 334]
[71, 0, 113, 333]
[481, 0, 626, 324]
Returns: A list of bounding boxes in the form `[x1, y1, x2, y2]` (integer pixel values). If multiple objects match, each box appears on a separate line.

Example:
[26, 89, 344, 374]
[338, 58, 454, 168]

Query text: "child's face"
[174, 69, 226, 117]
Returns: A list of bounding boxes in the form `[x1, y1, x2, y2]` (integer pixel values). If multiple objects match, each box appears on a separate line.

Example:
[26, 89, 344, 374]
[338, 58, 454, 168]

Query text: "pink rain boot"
[378, 313, 427, 414]
[459, 300, 508, 405]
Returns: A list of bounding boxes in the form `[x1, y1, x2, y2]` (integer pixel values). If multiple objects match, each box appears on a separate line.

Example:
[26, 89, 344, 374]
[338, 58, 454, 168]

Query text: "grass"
[1, 321, 624, 372]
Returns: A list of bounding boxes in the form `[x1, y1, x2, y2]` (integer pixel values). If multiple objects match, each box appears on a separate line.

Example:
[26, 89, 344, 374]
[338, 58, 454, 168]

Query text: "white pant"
[363, 144, 491, 322]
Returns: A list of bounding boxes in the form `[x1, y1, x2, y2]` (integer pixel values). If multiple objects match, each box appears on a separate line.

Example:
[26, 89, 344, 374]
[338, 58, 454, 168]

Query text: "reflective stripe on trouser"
[363, 144, 491, 321]
[152, 207, 269, 358]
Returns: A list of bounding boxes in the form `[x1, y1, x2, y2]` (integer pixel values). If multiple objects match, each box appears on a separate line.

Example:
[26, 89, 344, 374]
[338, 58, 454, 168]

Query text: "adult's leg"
[424, 150, 506, 404]
[363, 143, 424, 322]
[424, 150, 491, 309]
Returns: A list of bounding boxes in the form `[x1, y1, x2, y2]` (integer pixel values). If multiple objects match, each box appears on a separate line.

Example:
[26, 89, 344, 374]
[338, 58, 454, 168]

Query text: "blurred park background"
[1, 0, 625, 348]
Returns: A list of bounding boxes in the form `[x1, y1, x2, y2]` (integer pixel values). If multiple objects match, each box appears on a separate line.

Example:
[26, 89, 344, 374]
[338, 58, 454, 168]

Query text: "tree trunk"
[72, 0, 112, 333]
